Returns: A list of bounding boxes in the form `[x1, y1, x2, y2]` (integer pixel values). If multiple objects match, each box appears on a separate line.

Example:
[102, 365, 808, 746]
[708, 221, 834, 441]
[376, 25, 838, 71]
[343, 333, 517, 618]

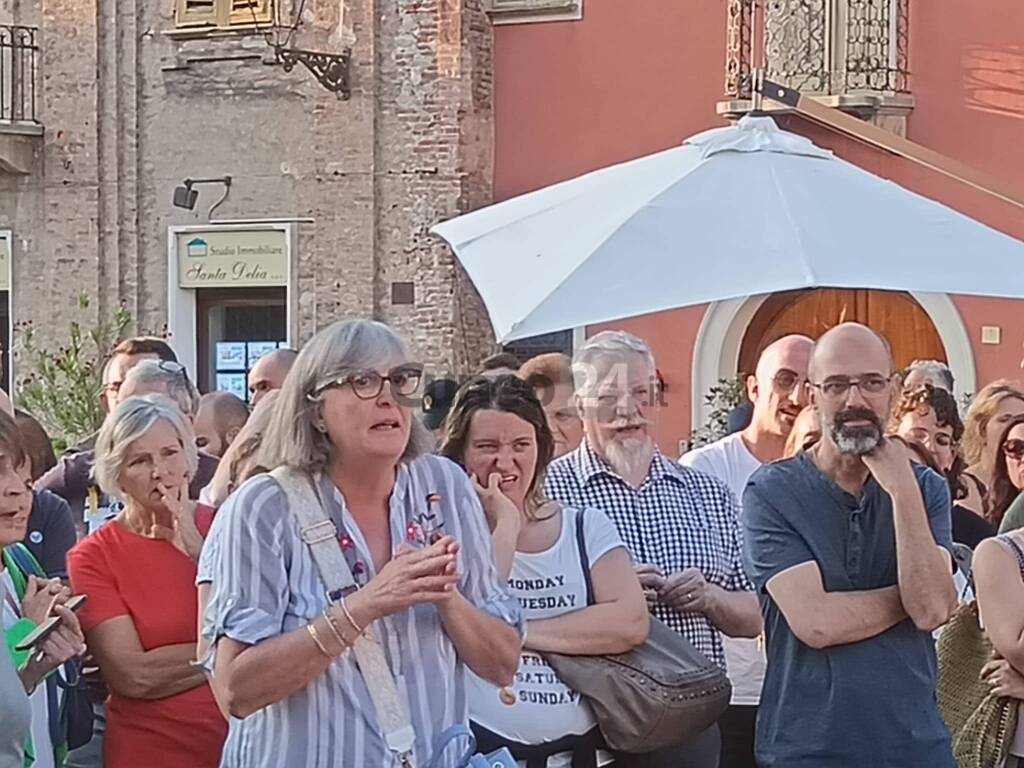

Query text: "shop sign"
[177, 228, 287, 288]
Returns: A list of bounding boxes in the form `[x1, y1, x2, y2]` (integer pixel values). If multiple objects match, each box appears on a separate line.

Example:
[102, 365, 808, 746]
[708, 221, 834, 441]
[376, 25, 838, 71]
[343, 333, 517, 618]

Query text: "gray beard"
[605, 436, 655, 479]
[831, 424, 882, 456]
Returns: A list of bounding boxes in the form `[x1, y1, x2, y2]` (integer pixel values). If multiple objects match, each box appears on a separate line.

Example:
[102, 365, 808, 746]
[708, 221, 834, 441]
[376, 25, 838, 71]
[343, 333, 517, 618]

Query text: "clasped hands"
[635, 563, 718, 615]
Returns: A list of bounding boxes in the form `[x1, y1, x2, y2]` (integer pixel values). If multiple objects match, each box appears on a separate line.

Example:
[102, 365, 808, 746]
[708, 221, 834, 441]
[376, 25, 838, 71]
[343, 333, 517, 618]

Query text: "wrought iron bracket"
[274, 45, 351, 98]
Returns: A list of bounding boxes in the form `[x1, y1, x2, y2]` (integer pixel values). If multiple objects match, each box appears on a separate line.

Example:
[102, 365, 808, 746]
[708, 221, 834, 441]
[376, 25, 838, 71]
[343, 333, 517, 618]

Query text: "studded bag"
[937, 534, 1024, 768]
[542, 508, 732, 754]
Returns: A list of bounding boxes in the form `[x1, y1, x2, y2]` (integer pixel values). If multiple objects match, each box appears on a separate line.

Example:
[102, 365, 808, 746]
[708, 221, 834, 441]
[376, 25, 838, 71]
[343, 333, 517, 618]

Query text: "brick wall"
[0, 0, 497, 381]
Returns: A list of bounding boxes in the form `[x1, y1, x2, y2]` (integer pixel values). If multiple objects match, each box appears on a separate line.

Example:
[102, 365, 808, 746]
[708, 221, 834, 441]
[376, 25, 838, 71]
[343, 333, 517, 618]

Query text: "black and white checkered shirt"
[544, 440, 753, 669]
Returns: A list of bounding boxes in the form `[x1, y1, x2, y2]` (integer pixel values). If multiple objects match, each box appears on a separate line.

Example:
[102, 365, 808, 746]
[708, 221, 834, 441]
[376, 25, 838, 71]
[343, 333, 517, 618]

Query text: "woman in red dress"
[68, 395, 226, 768]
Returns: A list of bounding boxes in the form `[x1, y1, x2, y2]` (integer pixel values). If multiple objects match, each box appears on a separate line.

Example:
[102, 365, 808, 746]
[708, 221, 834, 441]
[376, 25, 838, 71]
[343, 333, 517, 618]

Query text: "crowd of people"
[1, 317, 1023, 768]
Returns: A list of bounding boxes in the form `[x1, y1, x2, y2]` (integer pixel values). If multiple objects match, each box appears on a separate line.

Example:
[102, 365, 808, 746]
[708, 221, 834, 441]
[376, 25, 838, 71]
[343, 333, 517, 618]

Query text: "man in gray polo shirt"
[742, 323, 957, 767]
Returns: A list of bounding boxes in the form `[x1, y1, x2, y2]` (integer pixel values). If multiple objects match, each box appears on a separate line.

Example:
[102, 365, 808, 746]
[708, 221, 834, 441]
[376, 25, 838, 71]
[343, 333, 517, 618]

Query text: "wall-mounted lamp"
[172, 176, 233, 220]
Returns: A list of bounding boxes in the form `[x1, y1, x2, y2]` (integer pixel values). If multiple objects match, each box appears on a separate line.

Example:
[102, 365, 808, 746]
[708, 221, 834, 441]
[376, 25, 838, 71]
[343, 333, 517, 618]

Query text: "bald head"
[755, 335, 814, 381]
[749, 334, 814, 440]
[809, 323, 893, 382]
[248, 348, 298, 406]
[194, 391, 250, 458]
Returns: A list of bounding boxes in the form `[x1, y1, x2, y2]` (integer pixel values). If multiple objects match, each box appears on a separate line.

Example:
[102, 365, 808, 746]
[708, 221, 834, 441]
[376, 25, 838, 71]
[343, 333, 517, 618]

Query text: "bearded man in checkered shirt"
[545, 330, 762, 767]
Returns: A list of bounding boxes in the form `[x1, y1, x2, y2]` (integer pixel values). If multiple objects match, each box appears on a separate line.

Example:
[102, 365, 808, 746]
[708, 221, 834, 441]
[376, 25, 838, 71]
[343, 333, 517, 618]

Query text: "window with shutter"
[176, 0, 217, 26]
[482, 0, 582, 25]
[175, 0, 273, 29]
[229, 0, 273, 26]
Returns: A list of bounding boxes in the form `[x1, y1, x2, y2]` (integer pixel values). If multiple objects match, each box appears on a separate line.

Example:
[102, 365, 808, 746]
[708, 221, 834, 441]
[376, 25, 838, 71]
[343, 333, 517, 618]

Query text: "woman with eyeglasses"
[970, 417, 1024, 768]
[67, 396, 227, 768]
[202, 319, 522, 768]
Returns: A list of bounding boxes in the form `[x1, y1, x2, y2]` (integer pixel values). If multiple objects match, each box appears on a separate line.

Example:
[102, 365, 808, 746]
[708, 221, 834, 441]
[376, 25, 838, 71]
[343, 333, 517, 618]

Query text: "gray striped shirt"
[202, 454, 523, 768]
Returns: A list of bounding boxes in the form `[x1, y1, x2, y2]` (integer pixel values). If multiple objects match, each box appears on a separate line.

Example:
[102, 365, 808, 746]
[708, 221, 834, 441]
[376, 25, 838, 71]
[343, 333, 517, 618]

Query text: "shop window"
[196, 287, 287, 402]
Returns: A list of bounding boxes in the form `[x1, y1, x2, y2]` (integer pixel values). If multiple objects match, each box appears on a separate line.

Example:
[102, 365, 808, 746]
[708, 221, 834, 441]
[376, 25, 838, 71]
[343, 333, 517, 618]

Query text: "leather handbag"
[937, 535, 1024, 768]
[543, 508, 731, 754]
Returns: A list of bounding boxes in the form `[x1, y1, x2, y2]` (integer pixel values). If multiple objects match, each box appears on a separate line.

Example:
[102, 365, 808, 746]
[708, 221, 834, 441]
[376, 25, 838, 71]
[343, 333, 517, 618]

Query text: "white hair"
[121, 359, 201, 417]
[907, 359, 955, 392]
[571, 330, 656, 396]
[95, 396, 199, 500]
[259, 319, 433, 473]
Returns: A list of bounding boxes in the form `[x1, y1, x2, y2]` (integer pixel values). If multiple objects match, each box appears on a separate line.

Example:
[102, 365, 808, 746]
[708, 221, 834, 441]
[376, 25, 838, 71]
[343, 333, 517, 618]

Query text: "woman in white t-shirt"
[441, 375, 649, 768]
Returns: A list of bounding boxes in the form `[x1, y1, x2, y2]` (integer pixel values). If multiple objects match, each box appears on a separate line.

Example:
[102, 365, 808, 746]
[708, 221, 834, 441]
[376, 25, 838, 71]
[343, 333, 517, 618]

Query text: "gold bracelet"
[306, 622, 333, 658]
[322, 608, 351, 650]
[340, 598, 365, 637]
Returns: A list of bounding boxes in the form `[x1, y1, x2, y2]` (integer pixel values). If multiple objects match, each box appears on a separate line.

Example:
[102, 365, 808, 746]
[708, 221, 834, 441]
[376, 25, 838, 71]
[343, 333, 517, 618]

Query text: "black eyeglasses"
[811, 375, 892, 400]
[317, 365, 424, 401]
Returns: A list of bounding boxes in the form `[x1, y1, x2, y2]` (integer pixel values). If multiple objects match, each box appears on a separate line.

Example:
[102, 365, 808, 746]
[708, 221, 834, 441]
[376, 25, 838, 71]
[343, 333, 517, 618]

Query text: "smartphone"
[14, 594, 88, 653]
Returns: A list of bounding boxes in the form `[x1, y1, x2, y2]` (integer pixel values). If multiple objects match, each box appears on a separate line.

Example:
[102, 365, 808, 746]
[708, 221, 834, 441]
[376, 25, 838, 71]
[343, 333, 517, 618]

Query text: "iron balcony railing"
[726, 0, 909, 100]
[0, 24, 38, 125]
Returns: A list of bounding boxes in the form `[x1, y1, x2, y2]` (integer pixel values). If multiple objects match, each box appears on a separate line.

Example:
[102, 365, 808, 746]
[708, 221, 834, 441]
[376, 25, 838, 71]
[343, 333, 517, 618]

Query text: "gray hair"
[259, 319, 433, 473]
[908, 359, 955, 392]
[95, 396, 199, 500]
[571, 330, 656, 396]
[121, 359, 201, 417]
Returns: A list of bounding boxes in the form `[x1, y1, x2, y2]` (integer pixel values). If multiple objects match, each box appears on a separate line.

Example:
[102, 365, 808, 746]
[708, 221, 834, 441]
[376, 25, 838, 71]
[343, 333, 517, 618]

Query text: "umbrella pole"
[757, 78, 1024, 211]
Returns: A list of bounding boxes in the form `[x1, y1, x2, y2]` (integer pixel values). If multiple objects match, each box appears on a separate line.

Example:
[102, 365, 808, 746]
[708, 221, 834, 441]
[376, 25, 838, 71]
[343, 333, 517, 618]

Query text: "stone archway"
[737, 289, 946, 375]
[691, 290, 976, 431]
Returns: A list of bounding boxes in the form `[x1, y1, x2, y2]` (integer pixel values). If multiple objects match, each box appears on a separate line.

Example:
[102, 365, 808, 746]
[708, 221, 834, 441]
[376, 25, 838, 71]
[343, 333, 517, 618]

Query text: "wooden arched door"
[738, 289, 946, 375]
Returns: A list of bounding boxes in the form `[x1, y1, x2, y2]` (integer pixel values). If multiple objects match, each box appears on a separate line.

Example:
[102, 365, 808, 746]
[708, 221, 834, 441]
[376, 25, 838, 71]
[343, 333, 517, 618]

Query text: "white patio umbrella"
[431, 116, 1024, 342]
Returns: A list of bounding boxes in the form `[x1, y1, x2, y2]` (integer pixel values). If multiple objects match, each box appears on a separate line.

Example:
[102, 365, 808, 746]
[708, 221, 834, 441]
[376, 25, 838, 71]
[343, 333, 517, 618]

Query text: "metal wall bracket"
[274, 46, 351, 98]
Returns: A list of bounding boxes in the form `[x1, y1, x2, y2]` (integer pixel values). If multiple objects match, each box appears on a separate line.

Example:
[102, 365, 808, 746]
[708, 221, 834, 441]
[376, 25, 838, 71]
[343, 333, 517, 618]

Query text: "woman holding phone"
[67, 396, 226, 768]
[0, 409, 86, 768]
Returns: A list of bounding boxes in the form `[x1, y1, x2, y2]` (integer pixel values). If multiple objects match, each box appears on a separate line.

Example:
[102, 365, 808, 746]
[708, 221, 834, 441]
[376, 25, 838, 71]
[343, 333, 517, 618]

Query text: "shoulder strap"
[269, 467, 417, 768]
[997, 534, 1024, 581]
[3, 543, 46, 600]
[573, 508, 594, 607]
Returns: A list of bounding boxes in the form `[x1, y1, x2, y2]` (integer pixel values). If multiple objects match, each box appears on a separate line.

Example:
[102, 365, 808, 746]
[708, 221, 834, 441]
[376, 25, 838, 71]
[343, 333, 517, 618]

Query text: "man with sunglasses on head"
[742, 323, 957, 768]
[38, 338, 179, 537]
[680, 334, 812, 768]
